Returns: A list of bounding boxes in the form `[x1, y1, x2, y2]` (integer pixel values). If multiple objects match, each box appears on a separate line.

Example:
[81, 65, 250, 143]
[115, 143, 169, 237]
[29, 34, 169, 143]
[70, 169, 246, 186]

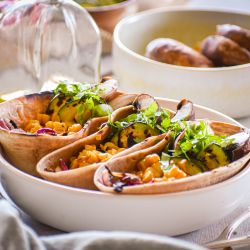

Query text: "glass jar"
[0, 0, 101, 95]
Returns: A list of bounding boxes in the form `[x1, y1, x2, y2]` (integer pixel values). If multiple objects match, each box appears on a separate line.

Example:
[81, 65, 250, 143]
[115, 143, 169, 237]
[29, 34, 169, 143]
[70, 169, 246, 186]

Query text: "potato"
[201, 35, 250, 66]
[217, 24, 250, 51]
[145, 38, 213, 67]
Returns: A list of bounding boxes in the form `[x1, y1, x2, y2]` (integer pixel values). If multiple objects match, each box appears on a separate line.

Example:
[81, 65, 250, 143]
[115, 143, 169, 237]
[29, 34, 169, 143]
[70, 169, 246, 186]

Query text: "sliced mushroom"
[98, 78, 118, 102]
[171, 99, 195, 122]
[132, 94, 160, 112]
[225, 131, 250, 161]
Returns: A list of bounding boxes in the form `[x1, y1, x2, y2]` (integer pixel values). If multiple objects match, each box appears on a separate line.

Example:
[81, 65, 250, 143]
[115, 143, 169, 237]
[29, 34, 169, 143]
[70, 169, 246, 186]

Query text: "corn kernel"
[175, 159, 188, 173]
[151, 162, 163, 174]
[137, 154, 160, 171]
[164, 166, 187, 180]
[89, 151, 100, 163]
[98, 153, 111, 162]
[37, 114, 50, 125]
[142, 168, 154, 183]
[25, 120, 42, 133]
[45, 121, 67, 134]
[70, 158, 79, 169]
[85, 145, 96, 151]
[68, 123, 82, 133]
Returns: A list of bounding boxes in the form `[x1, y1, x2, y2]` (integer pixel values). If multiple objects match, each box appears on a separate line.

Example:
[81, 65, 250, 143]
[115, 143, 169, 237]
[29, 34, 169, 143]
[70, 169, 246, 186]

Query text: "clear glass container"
[0, 0, 101, 95]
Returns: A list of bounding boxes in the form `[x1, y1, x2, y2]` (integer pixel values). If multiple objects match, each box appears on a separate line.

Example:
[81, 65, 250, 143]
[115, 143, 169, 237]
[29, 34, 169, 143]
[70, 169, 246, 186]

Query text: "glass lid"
[0, 0, 101, 95]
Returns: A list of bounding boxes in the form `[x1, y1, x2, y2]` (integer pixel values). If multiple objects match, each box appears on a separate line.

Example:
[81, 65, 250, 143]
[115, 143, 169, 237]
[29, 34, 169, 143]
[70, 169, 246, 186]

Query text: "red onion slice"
[36, 128, 57, 136]
[59, 159, 69, 171]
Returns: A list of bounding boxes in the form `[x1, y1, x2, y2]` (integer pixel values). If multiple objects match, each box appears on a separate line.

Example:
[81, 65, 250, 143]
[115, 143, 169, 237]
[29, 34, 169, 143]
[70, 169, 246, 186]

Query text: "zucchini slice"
[58, 100, 112, 126]
[116, 122, 159, 148]
[93, 104, 113, 117]
[58, 100, 86, 126]
[58, 100, 78, 125]
[46, 94, 71, 121]
[198, 144, 230, 170]
[111, 132, 119, 146]
[170, 158, 202, 176]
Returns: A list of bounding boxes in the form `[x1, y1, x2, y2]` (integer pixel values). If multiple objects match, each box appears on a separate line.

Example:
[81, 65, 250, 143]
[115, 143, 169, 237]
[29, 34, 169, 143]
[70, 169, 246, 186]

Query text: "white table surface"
[2, 0, 250, 247]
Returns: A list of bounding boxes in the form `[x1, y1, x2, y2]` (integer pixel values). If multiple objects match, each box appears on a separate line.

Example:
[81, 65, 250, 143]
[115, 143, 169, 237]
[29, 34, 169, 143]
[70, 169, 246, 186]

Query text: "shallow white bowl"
[113, 8, 250, 118]
[0, 99, 249, 236]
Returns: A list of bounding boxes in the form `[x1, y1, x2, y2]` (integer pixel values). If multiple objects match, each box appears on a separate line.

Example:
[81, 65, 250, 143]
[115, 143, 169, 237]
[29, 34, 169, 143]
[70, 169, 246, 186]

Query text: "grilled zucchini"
[58, 100, 81, 126]
[170, 158, 202, 175]
[93, 104, 113, 117]
[198, 144, 229, 170]
[46, 94, 71, 121]
[113, 122, 159, 148]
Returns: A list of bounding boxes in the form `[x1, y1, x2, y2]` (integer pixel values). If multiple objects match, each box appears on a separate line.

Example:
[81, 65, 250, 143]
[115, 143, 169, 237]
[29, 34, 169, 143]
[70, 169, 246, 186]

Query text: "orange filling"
[24, 114, 82, 135]
[70, 143, 124, 169]
[49, 143, 125, 172]
[135, 154, 187, 183]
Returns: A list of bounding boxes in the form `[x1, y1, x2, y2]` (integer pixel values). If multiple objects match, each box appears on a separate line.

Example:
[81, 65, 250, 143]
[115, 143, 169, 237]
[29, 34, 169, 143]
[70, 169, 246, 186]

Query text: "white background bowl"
[0, 98, 249, 236]
[113, 8, 250, 118]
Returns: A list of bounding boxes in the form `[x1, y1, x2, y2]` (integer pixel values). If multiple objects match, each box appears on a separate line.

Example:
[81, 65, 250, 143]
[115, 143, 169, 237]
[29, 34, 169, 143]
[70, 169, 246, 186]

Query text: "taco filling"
[0, 81, 113, 136]
[108, 98, 171, 147]
[46, 142, 125, 172]
[46, 97, 197, 172]
[108, 96, 196, 149]
[105, 120, 248, 191]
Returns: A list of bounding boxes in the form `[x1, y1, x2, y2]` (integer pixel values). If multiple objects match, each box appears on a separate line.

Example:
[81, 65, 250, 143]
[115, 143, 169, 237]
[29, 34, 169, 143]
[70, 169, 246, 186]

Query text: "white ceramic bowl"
[0, 98, 249, 236]
[113, 8, 250, 118]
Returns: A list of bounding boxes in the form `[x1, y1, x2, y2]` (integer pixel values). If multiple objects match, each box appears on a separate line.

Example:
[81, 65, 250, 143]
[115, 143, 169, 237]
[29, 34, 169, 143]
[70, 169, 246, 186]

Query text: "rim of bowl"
[113, 6, 250, 72]
[0, 98, 247, 199]
[83, 0, 136, 12]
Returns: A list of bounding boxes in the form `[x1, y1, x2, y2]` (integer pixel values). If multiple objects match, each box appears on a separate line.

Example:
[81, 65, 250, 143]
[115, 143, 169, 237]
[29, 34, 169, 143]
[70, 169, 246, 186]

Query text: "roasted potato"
[201, 35, 250, 66]
[145, 38, 213, 68]
[217, 24, 250, 51]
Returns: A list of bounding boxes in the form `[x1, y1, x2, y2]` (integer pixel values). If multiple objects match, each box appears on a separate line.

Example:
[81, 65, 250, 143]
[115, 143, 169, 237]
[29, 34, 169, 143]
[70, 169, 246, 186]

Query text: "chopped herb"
[54, 80, 91, 97]
[108, 101, 171, 132]
[109, 98, 235, 170]
[173, 121, 230, 159]
[144, 101, 158, 116]
[52, 80, 112, 126]
[54, 80, 105, 102]
[160, 152, 172, 172]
